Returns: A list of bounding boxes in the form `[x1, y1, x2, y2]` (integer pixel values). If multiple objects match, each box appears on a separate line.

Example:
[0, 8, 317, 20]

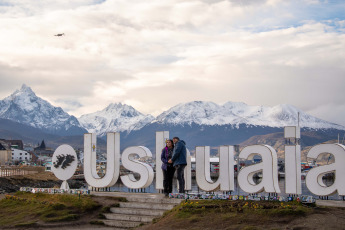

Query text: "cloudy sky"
[0, 0, 344, 125]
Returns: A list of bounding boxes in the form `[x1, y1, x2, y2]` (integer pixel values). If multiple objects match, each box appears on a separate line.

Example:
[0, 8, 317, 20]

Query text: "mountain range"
[0, 84, 344, 154]
[154, 101, 343, 129]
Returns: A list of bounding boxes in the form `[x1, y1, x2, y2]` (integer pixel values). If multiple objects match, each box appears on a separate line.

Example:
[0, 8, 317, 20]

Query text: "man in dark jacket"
[169, 137, 187, 193]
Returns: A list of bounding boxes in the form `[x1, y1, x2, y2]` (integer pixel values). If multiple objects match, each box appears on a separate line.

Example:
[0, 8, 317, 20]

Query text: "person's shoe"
[164, 193, 169, 197]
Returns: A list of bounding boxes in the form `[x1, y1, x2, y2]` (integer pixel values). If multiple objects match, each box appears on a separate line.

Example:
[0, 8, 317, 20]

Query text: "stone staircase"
[92, 192, 182, 229]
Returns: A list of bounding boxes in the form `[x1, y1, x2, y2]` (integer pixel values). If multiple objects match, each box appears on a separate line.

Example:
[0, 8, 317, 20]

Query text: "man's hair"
[173, 137, 180, 141]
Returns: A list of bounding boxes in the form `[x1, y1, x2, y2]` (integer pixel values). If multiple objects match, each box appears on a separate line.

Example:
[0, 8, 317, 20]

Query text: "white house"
[11, 149, 31, 163]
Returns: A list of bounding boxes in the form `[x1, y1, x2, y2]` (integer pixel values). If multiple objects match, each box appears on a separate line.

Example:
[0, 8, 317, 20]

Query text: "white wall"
[11, 149, 31, 162]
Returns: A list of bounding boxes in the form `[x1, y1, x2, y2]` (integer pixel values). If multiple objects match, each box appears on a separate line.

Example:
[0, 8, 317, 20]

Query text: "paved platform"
[316, 200, 345, 207]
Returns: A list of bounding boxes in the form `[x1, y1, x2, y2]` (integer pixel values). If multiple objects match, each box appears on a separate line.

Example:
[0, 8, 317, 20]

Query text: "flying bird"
[54, 33, 65, 36]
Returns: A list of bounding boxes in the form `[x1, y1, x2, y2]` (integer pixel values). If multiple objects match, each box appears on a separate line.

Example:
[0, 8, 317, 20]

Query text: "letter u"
[84, 133, 120, 188]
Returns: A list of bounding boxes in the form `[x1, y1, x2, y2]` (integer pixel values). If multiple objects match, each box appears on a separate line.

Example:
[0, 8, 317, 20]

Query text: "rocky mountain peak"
[78, 102, 154, 136]
[0, 85, 86, 135]
[7, 84, 35, 102]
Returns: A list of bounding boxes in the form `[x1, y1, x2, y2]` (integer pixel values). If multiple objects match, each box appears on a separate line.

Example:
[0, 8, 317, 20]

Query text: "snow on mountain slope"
[78, 103, 155, 136]
[2, 84, 343, 139]
[0, 84, 85, 135]
[155, 101, 345, 130]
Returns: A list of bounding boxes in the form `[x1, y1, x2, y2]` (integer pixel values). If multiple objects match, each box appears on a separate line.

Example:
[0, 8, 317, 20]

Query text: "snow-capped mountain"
[1, 85, 344, 151]
[0, 84, 86, 135]
[78, 101, 345, 140]
[78, 103, 155, 136]
[155, 101, 345, 130]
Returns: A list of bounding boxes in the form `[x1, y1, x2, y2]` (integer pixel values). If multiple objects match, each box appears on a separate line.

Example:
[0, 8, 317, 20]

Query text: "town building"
[0, 141, 11, 165]
[11, 148, 32, 164]
[0, 139, 24, 150]
[33, 140, 54, 165]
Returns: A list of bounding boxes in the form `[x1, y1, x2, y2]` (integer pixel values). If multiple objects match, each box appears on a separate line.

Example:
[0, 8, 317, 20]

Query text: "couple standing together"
[161, 137, 187, 196]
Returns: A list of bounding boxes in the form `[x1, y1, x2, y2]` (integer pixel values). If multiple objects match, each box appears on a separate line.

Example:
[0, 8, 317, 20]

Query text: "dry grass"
[140, 200, 345, 230]
[0, 191, 100, 227]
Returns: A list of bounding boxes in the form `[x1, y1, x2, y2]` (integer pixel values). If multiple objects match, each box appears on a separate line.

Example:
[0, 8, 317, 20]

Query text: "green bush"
[98, 213, 106, 219]
[111, 203, 120, 207]
[14, 221, 38, 228]
[46, 214, 80, 222]
[52, 203, 66, 210]
[90, 220, 105, 225]
[101, 206, 111, 213]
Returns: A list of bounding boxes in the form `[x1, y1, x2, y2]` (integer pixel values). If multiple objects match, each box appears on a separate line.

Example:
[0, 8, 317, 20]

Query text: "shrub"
[51, 203, 66, 210]
[90, 220, 105, 225]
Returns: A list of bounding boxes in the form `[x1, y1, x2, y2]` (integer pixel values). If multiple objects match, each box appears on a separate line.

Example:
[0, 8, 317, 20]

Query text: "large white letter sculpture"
[238, 145, 281, 193]
[196, 146, 235, 191]
[84, 133, 120, 188]
[155, 131, 169, 190]
[121, 146, 154, 189]
[306, 144, 345, 196]
[155, 131, 192, 191]
[284, 126, 302, 194]
[185, 152, 192, 191]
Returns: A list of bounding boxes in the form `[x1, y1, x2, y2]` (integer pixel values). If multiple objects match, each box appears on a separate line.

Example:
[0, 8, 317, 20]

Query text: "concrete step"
[119, 201, 175, 210]
[102, 220, 142, 228]
[125, 197, 182, 204]
[104, 213, 156, 222]
[110, 207, 166, 216]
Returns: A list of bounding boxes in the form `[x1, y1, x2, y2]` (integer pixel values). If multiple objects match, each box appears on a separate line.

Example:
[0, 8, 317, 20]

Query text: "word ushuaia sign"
[52, 126, 345, 196]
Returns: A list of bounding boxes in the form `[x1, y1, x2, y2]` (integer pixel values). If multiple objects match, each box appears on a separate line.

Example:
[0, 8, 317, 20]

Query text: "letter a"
[238, 145, 280, 193]
[84, 133, 120, 188]
[306, 144, 345, 196]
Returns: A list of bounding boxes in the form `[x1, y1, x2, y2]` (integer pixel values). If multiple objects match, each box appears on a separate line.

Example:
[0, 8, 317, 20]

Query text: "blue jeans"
[175, 164, 186, 193]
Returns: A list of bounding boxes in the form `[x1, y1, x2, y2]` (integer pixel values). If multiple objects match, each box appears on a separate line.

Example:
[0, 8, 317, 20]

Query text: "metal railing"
[0, 168, 38, 177]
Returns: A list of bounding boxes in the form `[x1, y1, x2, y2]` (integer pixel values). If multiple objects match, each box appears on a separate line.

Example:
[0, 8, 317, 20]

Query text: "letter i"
[284, 126, 302, 194]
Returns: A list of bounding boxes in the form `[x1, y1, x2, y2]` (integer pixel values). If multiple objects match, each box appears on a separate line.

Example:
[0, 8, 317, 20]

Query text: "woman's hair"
[166, 139, 174, 148]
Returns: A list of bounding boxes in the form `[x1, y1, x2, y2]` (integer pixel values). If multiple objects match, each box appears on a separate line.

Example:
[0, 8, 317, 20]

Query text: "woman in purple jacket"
[161, 139, 175, 196]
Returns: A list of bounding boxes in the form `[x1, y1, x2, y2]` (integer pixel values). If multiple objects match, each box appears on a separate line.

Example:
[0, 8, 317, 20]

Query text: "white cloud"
[0, 0, 344, 126]
[307, 103, 345, 127]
